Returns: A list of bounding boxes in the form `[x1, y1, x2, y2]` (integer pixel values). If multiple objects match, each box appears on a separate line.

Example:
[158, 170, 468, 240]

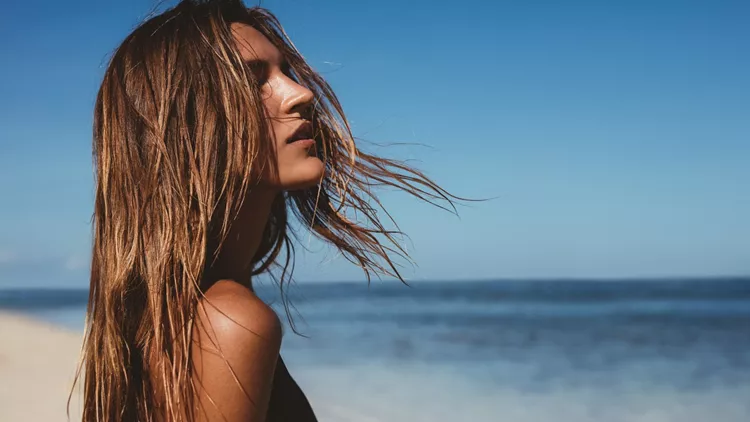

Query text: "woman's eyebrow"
[244, 55, 285, 68]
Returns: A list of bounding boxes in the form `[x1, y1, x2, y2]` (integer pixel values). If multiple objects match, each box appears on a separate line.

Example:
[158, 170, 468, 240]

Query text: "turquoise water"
[2, 278, 749, 421]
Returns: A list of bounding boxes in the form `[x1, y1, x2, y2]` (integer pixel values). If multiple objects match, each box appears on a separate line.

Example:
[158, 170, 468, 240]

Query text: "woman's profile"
[76, 1, 458, 421]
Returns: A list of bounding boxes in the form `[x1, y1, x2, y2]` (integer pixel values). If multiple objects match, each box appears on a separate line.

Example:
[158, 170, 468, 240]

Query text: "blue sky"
[0, 0, 748, 287]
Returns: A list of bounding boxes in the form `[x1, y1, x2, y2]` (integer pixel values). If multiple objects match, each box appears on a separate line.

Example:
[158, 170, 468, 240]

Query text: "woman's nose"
[282, 79, 314, 117]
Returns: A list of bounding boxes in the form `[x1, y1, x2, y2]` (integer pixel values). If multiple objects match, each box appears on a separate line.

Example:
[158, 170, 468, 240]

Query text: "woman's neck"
[203, 187, 279, 288]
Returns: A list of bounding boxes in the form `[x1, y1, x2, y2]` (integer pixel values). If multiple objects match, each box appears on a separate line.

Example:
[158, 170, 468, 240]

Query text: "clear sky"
[0, 0, 748, 287]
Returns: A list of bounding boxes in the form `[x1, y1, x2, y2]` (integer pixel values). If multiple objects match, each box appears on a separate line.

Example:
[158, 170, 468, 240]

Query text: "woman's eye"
[247, 61, 270, 86]
[281, 62, 294, 79]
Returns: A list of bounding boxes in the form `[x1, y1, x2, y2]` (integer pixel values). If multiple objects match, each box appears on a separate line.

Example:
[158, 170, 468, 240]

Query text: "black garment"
[266, 357, 318, 422]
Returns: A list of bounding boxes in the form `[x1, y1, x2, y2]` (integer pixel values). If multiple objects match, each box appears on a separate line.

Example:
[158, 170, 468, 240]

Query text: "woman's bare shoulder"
[192, 279, 282, 421]
[198, 279, 282, 343]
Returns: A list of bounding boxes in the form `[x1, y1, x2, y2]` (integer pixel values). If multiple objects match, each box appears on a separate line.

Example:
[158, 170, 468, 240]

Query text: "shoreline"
[0, 311, 84, 421]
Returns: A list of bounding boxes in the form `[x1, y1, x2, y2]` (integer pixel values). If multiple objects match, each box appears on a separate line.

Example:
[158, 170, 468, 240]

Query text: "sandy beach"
[0, 312, 84, 422]
[0, 312, 357, 422]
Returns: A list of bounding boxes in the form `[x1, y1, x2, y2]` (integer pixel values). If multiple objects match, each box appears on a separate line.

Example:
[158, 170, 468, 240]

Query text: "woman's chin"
[280, 157, 325, 191]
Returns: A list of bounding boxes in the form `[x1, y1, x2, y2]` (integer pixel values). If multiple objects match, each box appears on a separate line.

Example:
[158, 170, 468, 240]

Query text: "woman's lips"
[287, 138, 315, 147]
[287, 121, 313, 144]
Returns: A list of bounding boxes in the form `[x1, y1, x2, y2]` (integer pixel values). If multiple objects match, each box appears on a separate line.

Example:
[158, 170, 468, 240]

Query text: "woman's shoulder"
[198, 279, 282, 346]
[191, 279, 282, 421]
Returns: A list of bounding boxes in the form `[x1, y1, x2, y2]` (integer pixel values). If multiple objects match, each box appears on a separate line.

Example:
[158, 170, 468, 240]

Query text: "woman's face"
[231, 23, 324, 190]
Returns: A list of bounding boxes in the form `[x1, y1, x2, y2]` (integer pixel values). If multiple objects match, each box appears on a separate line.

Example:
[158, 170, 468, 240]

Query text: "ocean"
[2, 278, 749, 422]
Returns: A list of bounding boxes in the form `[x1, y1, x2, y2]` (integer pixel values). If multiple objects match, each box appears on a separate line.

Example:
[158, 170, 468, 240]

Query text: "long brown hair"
[75, 1, 459, 420]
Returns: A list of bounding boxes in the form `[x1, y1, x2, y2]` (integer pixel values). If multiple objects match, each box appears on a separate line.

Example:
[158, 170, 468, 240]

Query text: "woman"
[76, 1, 457, 421]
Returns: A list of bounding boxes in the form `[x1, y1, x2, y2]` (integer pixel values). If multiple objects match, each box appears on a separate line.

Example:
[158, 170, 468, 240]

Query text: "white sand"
[0, 312, 84, 422]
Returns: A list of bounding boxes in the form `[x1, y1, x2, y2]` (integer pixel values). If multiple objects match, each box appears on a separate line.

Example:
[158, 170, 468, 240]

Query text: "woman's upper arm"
[192, 281, 282, 422]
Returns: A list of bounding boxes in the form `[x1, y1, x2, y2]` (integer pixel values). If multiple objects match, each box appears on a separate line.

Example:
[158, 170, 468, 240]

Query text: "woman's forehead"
[230, 22, 282, 65]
